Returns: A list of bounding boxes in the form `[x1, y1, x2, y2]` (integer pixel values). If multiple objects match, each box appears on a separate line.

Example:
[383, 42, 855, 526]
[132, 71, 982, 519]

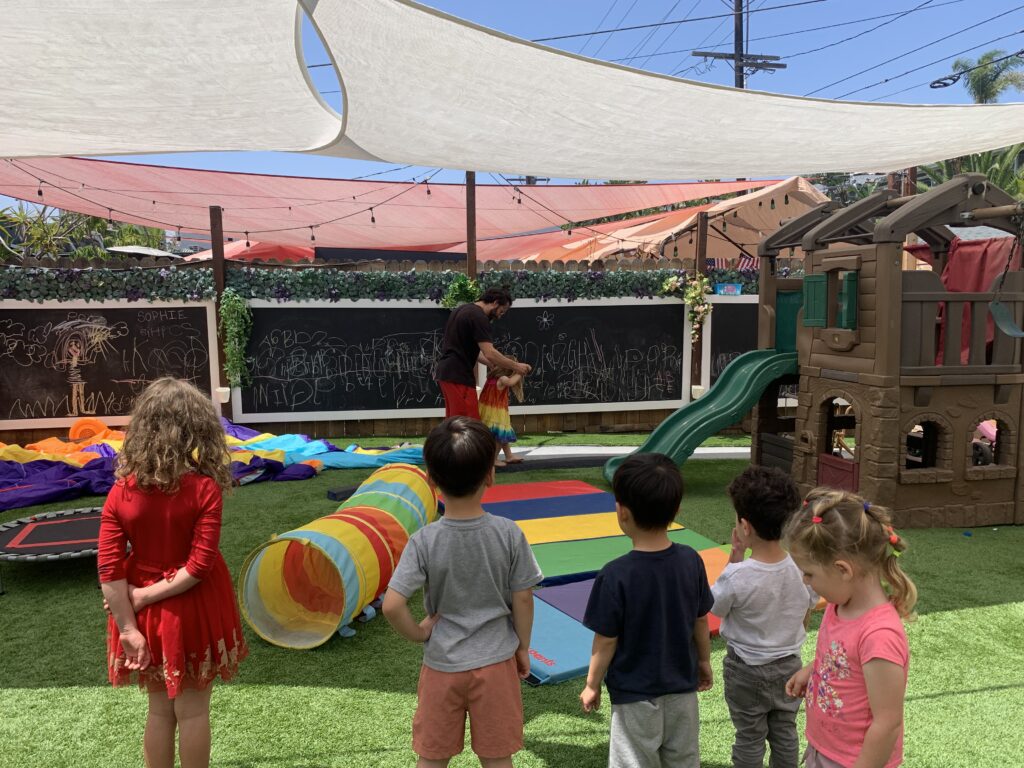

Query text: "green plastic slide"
[603, 349, 798, 482]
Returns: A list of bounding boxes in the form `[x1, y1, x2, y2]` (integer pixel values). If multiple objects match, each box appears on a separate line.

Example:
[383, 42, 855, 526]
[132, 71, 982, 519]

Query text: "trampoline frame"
[0, 506, 102, 595]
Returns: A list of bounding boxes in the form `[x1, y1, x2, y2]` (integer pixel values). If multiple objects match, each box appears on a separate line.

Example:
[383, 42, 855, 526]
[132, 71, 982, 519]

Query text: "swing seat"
[988, 301, 1024, 338]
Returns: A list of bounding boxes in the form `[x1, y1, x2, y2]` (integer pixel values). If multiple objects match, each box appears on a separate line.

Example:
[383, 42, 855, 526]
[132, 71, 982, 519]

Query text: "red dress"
[98, 473, 248, 697]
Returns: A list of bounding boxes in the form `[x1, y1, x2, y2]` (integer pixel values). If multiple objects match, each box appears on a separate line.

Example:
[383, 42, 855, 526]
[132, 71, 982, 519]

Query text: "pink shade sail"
[184, 240, 315, 263]
[0, 157, 777, 249]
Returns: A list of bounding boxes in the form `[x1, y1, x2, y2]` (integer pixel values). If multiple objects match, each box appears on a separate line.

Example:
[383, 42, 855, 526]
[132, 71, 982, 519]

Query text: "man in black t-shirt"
[435, 287, 531, 419]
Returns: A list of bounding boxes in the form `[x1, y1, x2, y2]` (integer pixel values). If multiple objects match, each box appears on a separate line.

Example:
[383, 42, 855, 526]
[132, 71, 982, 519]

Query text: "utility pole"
[691, 0, 786, 87]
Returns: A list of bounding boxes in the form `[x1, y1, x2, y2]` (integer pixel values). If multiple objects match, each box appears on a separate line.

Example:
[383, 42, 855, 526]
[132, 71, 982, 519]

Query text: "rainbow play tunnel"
[239, 464, 438, 649]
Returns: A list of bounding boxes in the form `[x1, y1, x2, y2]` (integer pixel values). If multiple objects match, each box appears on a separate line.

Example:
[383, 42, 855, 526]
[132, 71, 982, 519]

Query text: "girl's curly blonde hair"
[784, 487, 917, 619]
[116, 377, 233, 493]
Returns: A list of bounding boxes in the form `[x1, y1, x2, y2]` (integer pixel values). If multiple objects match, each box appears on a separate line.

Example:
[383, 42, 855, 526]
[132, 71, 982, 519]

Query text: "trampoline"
[0, 506, 101, 593]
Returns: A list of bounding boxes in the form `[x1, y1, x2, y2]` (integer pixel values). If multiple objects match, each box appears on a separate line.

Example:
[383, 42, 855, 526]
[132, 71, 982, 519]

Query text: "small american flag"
[737, 252, 757, 271]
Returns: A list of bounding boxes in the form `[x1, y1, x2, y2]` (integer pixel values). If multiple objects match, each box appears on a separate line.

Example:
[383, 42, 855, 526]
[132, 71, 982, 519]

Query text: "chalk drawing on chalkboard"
[537, 311, 555, 331]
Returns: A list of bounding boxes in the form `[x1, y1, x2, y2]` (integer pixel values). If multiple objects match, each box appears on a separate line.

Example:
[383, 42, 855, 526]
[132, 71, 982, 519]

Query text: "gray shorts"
[609, 691, 699, 768]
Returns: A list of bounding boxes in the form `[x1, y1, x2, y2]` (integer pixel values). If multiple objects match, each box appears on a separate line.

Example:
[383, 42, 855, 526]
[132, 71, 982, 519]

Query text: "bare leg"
[144, 690, 177, 768]
[417, 758, 451, 768]
[174, 685, 213, 768]
[479, 757, 513, 768]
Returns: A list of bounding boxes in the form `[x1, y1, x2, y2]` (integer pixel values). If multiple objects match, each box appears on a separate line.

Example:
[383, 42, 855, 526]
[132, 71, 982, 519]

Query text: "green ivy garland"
[0, 264, 771, 304]
[218, 288, 253, 388]
[440, 273, 481, 308]
[0, 265, 215, 303]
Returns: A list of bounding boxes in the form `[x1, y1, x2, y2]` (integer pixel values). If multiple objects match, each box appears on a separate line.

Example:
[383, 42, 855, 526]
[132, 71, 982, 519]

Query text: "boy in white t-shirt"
[711, 465, 817, 768]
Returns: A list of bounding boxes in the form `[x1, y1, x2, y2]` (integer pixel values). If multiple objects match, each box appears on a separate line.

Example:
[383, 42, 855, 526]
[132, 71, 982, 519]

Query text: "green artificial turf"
[346, 433, 752, 449]
[1, 460, 1022, 767]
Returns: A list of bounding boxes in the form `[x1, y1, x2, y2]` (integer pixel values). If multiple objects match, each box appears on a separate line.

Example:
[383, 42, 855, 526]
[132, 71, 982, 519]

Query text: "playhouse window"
[803, 270, 858, 330]
[905, 422, 940, 469]
[971, 419, 1002, 466]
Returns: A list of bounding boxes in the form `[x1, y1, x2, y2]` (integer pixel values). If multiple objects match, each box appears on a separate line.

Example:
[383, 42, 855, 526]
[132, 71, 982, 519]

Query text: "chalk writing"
[0, 307, 211, 421]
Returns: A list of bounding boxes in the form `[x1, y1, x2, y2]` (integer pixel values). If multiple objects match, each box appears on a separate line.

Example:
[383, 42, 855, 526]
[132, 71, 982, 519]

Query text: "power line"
[579, 0, 623, 55]
[633, 1, 703, 69]
[610, 0, 965, 62]
[590, 0, 642, 58]
[803, 4, 1024, 96]
[930, 45, 1024, 89]
[531, 0, 828, 44]
[845, 31, 1024, 100]
[782, 0, 935, 60]
[620, 0, 690, 65]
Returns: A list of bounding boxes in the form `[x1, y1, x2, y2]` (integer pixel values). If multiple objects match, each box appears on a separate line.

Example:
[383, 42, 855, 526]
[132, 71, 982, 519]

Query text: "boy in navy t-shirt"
[580, 453, 714, 768]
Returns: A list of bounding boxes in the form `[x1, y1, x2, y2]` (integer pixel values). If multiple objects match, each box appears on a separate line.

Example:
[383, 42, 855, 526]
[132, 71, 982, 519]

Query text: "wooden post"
[466, 171, 477, 279]
[691, 211, 710, 390]
[900, 168, 920, 270]
[209, 206, 231, 418]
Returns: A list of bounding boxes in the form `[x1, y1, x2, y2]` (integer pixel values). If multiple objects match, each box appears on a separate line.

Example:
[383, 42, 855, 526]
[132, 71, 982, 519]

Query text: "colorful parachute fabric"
[0, 419, 424, 512]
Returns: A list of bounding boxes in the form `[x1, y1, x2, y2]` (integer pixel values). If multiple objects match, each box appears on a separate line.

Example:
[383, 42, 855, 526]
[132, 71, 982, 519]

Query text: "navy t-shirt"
[583, 543, 715, 704]
[435, 303, 493, 386]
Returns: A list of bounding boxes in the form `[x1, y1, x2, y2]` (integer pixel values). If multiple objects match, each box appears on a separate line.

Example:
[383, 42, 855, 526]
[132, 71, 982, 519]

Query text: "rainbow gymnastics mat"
[480, 481, 730, 685]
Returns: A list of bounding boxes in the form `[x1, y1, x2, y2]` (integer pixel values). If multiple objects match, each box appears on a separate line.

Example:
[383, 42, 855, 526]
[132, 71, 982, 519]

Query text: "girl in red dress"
[98, 377, 247, 768]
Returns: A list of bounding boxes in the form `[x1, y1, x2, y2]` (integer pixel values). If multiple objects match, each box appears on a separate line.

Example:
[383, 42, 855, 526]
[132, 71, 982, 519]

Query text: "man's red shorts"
[439, 381, 480, 420]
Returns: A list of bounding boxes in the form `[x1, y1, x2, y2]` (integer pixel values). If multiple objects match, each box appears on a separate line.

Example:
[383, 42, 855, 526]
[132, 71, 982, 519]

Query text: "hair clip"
[802, 499, 809, 507]
[811, 516, 824, 524]
[887, 525, 899, 546]
[863, 501, 872, 513]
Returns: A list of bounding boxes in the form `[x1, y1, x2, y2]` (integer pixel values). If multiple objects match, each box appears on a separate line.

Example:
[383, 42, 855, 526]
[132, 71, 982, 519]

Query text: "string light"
[176, 227, 182, 243]
[36, 181, 43, 198]
[309, 226, 316, 243]
[426, 182, 432, 196]
[245, 231, 250, 248]
[370, 208, 376, 224]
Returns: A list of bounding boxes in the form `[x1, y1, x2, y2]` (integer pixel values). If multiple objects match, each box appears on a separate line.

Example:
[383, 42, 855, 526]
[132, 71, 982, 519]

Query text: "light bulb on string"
[36, 181, 43, 198]
[245, 232, 250, 248]
[310, 226, 316, 243]
[426, 182, 431, 196]
[176, 227, 182, 243]
[370, 208, 376, 224]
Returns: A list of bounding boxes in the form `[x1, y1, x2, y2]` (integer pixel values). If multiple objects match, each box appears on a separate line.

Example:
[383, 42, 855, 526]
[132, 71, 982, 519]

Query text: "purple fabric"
[274, 463, 318, 481]
[80, 443, 118, 458]
[219, 418, 263, 441]
[0, 457, 117, 512]
[535, 579, 596, 624]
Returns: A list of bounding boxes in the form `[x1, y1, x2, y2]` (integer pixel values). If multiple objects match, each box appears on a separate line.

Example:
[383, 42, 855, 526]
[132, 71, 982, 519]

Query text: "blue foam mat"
[483, 492, 615, 522]
[525, 597, 595, 686]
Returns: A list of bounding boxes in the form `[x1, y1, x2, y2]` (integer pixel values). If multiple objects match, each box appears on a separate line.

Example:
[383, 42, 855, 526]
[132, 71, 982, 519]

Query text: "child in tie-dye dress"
[478, 358, 525, 466]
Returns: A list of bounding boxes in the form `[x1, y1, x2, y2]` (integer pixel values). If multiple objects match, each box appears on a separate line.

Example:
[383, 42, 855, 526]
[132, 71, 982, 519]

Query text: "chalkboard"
[0, 304, 213, 423]
[490, 302, 685, 406]
[708, 302, 759, 385]
[240, 305, 450, 414]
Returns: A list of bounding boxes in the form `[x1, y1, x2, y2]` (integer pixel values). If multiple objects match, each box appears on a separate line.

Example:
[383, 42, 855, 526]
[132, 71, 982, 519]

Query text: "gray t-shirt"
[710, 555, 818, 665]
[388, 512, 543, 673]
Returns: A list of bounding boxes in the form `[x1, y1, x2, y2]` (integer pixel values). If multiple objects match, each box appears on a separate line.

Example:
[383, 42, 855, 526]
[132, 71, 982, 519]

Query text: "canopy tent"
[184, 241, 315, 263]
[3, 1, 1024, 179]
[501, 177, 829, 263]
[0, 157, 772, 248]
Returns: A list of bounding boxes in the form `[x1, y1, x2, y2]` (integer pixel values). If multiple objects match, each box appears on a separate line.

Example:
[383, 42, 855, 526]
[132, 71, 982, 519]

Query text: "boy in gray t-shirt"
[711, 466, 817, 768]
[383, 417, 542, 767]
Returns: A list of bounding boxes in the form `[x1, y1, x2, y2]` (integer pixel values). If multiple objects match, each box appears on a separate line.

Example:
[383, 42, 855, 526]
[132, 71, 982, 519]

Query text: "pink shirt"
[805, 602, 909, 768]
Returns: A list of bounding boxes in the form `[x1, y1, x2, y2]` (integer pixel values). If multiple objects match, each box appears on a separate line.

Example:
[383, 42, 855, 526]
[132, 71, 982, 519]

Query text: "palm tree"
[917, 143, 1024, 198]
[952, 49, 1024, 104]
[0, 204, 166, 260]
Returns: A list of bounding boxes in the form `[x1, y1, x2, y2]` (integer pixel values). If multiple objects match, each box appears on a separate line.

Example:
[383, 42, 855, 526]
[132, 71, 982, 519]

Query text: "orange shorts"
[412, 657, 524, 760]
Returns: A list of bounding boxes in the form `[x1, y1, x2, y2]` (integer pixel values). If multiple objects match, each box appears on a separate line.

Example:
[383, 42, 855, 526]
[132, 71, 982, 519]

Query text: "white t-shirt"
[710, 555, 817, 665]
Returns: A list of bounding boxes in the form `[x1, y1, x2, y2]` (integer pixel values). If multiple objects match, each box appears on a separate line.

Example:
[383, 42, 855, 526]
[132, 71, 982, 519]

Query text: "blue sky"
[32, 1, 1024, 187]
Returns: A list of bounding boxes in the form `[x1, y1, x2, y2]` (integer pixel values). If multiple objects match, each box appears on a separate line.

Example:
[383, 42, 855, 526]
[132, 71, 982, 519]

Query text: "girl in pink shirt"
[783, 489, 917, 768]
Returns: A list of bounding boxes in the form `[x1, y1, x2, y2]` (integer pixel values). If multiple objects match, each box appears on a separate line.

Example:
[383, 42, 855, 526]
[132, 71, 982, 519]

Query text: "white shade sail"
[311, 0, 1024, 178]
[3, 0, 1024, 181]
[0, 0, 344, 158]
